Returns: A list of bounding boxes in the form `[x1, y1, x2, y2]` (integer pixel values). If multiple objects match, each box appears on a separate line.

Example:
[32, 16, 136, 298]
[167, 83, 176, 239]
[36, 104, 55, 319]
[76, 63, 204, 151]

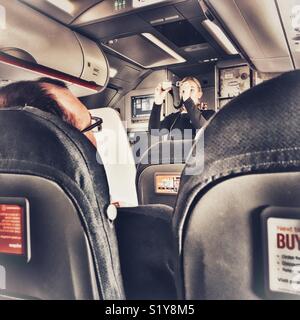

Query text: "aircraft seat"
[90, 108, 138, 207]
[173, 70, 300, 300]
[0, 106, 124, 300]
[136, 139, 194, 208]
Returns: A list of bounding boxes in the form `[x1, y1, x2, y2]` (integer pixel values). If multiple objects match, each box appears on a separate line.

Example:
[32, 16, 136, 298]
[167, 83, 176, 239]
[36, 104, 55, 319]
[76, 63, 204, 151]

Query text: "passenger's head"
[179, 76, 203, 106]
[0, 78, 96, 146]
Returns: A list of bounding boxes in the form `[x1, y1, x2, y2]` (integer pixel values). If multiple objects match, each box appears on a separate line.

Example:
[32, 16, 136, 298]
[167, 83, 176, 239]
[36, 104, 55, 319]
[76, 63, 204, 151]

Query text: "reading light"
[132, 0, 167, 8]
[46, 0, 75, 14]
[0, 5, 5, 30]
[199, 57, 218, 63]
[202, 20, 238, 55]
[292, 5, 300, 32]
[109, 67, 118, 78]
[141, 33, 186, 67]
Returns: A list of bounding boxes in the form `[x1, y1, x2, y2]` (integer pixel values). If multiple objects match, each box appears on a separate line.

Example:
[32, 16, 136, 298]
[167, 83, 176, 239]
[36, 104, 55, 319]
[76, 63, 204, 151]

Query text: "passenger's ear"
[83, 131, 97, 147]
[0, 96, 5, 107]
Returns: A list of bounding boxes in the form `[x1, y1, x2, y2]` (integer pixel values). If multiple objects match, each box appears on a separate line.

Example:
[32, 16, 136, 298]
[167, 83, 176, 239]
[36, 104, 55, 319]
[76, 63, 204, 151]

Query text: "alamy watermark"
[94, 127, 205, 176]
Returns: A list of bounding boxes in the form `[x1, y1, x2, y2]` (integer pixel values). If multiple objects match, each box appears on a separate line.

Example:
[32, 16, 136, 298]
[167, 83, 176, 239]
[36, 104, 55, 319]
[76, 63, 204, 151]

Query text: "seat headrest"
[0, 106, 124, 299]
[137, 139, 194, 174]
[174, 70, 300, 243]
[136, 139, 194, 188]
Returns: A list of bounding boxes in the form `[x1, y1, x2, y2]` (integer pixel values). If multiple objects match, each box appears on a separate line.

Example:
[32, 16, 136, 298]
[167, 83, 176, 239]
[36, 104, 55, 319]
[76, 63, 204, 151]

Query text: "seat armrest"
[117, 204, 173, 222]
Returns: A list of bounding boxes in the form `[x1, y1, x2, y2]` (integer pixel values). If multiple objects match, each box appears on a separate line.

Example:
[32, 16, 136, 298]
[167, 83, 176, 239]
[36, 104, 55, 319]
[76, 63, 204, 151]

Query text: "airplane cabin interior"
[0, 0, 300, 302]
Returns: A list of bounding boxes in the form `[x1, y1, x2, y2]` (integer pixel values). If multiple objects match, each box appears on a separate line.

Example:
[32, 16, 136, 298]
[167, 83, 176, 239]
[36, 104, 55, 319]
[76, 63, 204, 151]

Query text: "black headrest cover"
[0, 106, 124, 299]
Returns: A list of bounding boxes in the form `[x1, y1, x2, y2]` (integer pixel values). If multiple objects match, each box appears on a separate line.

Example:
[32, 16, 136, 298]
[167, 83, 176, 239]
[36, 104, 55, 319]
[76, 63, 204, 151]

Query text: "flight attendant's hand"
[181, 82, 203, 105]
[154, 82, 171, 105]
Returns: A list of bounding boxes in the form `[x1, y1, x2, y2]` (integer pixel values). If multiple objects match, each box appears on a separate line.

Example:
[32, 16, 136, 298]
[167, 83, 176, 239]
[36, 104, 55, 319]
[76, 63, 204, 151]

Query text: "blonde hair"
[180, 76, 202, 109]
[181, 76, 202, 93]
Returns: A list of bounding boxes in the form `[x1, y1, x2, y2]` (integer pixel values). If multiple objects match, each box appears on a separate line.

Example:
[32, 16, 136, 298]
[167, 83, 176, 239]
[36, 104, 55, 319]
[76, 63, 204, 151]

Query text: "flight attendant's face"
[179, 79, 203, 106]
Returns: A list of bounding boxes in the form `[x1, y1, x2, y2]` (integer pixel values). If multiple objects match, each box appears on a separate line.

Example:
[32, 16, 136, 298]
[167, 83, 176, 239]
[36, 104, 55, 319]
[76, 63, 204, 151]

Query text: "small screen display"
[131, 94, 155, 120]
[0, 204, 25, 256]
[155, 173, 181, 195]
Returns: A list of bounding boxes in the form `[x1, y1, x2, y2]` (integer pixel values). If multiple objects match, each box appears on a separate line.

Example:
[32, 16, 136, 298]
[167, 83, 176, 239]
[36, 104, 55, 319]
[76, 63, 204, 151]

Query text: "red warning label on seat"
[0, 204, 24, 255]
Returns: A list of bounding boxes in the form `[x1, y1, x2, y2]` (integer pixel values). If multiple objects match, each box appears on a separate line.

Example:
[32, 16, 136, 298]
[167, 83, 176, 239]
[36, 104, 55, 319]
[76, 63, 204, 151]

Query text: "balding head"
[0, 78, 96, 146]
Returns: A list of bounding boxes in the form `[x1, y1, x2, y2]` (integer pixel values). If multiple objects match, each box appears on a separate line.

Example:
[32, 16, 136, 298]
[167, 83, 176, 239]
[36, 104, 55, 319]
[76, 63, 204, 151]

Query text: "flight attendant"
[148, 76, 215, 138]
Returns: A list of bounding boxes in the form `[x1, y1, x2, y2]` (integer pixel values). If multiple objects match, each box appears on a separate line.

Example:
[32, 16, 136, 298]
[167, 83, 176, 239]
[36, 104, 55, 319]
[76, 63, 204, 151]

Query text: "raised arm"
[184, 98, 207, 129]
[181, 81, 207, 129]
[148, 103, 175, 135]
[148, 103, 162, 131]
[148, 82, 172, 135]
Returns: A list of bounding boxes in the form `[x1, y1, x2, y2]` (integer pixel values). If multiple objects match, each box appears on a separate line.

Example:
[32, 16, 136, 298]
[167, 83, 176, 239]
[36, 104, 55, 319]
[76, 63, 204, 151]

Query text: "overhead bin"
[71, 0, 180, 26]
[20, 0, 100, 25]
[0, 0, 109, 96]
[202, 0, 294, 73]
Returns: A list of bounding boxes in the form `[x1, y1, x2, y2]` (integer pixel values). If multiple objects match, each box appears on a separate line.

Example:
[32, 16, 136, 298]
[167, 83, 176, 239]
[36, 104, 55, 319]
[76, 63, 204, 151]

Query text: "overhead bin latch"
[198, 0, 214, 21]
